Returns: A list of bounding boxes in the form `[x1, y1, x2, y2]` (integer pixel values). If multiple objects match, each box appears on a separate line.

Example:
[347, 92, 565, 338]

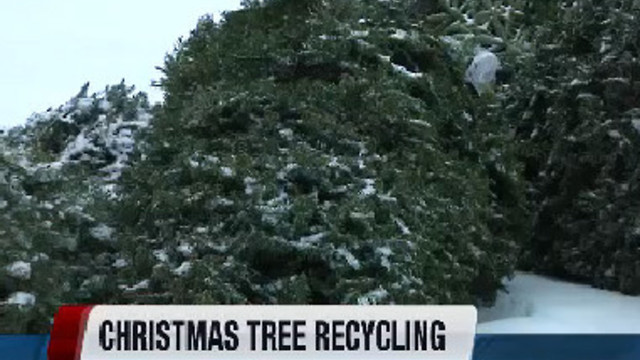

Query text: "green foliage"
[1, 0, 568, 333]
[118, 0, 526, 308]
[511, 0, 640, 294]
[0, 82, 151, 332]
[5, 0, 640, 334]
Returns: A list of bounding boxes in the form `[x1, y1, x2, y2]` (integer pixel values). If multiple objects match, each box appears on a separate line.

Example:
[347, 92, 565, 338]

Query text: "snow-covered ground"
[477, 272, 640, 333]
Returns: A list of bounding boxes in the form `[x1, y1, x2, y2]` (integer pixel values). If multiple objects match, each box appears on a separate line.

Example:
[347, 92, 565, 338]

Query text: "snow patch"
[607, 130, 622, 139]
[244, 177, 259, 195]
[336, 247, 361, 270]
[393, 217, 411, 235]
[391, 63, 424, 79]
[350, 211, 374, 220]
[90, 223, 115, 241]
[177, 243, 194, 257]
[357, 287, 389, 305]
[376, 247, 393, 270]
[121, 279, 150, 292]
[360, 179, 376, 197]
[377, 193, 397, 203]
[631, 119, 640, 133]
[350, 30, 369, 38]
[31, 253, 49, 262]
[298, 232, 326, 247]
[98, 99, 111, 112]
[220, 166, 234, 177]
[390, 29, 408, 40]
[112, 258, 128, 268]
[76, 98, 94, 113]
[173, 261, 192, 276]
[5, 292, 36, 306]
[278, 128, 294, 139]
[408, 119, 432, 127]
[153, 249, 169, 263]
[5, 261, 31, 280]
[477, 273, 640, 334]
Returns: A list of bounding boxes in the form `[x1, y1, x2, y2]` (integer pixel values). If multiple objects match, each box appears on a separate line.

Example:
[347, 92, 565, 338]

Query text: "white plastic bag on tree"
[465, 48, 500, 95]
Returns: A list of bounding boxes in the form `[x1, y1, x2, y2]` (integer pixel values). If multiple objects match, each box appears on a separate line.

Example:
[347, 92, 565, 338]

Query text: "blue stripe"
[0, 335, 49, 360]
[473, 335, 640, 360]
[0, 335, 639, 359]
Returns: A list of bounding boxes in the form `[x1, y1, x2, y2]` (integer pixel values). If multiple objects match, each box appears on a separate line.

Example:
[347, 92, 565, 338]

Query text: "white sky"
[0, 0, 242, 128]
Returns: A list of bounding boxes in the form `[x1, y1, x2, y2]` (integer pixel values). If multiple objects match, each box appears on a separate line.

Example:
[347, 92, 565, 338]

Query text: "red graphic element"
[48, 305, 94, 360]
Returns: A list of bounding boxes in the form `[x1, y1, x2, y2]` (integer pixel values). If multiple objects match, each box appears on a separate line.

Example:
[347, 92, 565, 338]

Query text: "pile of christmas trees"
[114, 0, 527, 307]
[511, 0, 640, 294]
[3, 0, 640, 333]
[0, 83, 152, 332]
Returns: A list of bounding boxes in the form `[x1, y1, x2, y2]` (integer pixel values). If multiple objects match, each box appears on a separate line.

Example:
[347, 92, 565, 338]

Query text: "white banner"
[79, 305, 477, 360]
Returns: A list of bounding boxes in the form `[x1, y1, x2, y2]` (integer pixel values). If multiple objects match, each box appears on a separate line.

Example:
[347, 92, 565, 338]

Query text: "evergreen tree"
[14, 0, 640, 332]
[511, 0, 640, 294]
[0, 82, 151, 332]
[116, 0, 527, 307]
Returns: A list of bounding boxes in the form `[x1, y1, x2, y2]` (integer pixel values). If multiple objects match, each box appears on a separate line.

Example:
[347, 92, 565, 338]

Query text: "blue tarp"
[1, 334, 639, 360]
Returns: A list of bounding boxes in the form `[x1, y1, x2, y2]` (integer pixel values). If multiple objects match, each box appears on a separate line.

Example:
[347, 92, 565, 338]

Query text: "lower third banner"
[0, 334, 639, 359]
[48, 305, 476, 360]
